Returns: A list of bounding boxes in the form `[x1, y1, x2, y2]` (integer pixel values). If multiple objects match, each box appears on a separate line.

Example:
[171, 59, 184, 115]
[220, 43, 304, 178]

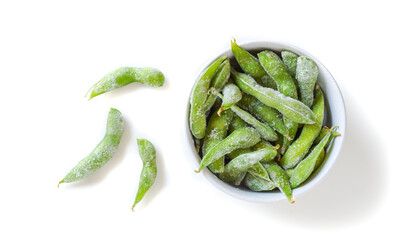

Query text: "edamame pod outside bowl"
[186, 40, 346, 203]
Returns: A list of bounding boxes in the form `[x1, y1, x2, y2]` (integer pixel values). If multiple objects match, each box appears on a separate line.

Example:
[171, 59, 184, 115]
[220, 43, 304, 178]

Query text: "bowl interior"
[186, 41, 346, 203]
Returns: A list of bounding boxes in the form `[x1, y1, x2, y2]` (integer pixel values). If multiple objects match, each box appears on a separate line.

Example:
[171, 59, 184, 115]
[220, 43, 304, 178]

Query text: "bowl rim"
[186, 40, 346, 203]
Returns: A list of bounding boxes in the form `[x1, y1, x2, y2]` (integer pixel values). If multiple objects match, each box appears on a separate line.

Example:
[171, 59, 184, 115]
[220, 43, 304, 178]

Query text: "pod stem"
[57, 180, 64, 188]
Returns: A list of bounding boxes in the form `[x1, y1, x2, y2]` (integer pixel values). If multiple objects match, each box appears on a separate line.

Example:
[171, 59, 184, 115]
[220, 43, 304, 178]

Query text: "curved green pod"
[58, 108, 124, 186]
[228, 115, 249, 133]
[215, 91, 277, 141]
[234, 171, 248, 186]
[196, 127, 261, 173]
[204, 59, 231, 112]
[265, 162, 294, 203]
[132, 139, 157, 210]
[202, 108, 233, 173]
[258, 50, 300, 153]
[284, 148, 325, 179]
[86, 67, 165, 100]
[289, 127, 337, 189]
[247, 162, 270, 181]
[231, 39, 277, 89]
[251, 141, 279, 163]
[219, 147, 275, 182]
[280, 86, 325, 169]
[218, 83, 242, 115]
[296, 56, 319, 107]
[238, 94, 289, 139]
[232, 69, 316, 124]
[230, 104, 278, 142]
[244, 173, 276, 191]
[190, 57, 227, 139]
[281, 50, 299, 78]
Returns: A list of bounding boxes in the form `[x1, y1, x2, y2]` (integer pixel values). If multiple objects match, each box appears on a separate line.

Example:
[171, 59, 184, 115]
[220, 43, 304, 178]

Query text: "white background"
[0, 0, 402, 239]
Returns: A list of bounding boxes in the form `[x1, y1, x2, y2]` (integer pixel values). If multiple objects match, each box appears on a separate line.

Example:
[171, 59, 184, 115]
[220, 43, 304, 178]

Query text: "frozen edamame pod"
[217, 83, 242, 116]
[196, 127, 261, 173]
[215, 91, 277, 141]
[251, 141, 279, 163]
[234, 171, 248, 186]
[248, 162, 270, 181]
[230, 104, 278, 142]
[258, 50, 298, 99]
[219, 147, 276, 182]
[313, 148, 326, 172]
[281, 50, 299, 78]
[204, 59, 231, 112]
[232, 69, 316, 124]
[265, 162, 295, 203]
[202, 108, 233, 173]
[280, 86, 325, 169]
[258, 50, 299, 152]
[296, 56, 319, 107]
[190, 57, 227, 139]
[244, 173, 276, 191]
[228, 115, 249, 133]
[289, 127, 337, 189]
[284, 148, 325, 179]
[231, 39, 277, 89]
[58, 108, 124, 186]
[313, 127, 341, 146]
[238, 94, 290, 139]
[132, 139, 157, 210]
[86, 67, 165, 100]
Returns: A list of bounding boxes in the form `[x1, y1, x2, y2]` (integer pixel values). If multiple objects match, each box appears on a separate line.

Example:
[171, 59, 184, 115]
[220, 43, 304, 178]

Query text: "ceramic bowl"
[186, 40, 346, 203]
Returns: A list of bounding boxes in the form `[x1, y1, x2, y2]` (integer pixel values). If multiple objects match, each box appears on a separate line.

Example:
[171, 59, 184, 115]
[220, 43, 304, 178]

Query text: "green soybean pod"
[251, 140, 279, 163]
[190, 56, 227, 139]
[289, 127, 337, 189]
[224, 143, 272, 182]
[219, 147, 276, 182]
[281, 50, 299, 78]
[296, 56, 319, 108]
[285, 168, 294, 179]
[204, 59, 231, 112]
[258, 50, 298, 99]
[226, 148, 252, 160]
[202, 108, 233, 173]
[248, 162, 270, 181]
[313, 132, 340, 171]
[86, 67, 165, 100]
[244, 173, 277, 191]
[228, 115, 250, 133]
[226, 116, 251, 159]
[215, 91, 277, 141]
[238, 94, 290, 139]
[58, 108, 124, 186]
[231, 39, 277, 89]
[218, 83, 242, 116]
[132, 139, 157, 210]
[232, 69, 316, 124]
[196, 127, 261, 173]
[258, 50, 299, 150]
[284, 149, 325, 179]
[280, 86, 325, 169]
[313, 148, 326, 172]
[230, 104, 277, 142]
[264, 162, 295, 203]
[313, 127, 342, 146]
[234, 171, 248, 186]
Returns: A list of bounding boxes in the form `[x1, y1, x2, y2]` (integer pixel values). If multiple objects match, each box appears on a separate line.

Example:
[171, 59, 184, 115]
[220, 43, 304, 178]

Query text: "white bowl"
[186, 41, 346, 203]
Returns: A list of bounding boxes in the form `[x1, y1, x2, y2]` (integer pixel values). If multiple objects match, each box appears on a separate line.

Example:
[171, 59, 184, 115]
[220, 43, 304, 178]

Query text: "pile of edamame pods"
[190, 39, 340, 203]
[59, 66, 165, 210]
